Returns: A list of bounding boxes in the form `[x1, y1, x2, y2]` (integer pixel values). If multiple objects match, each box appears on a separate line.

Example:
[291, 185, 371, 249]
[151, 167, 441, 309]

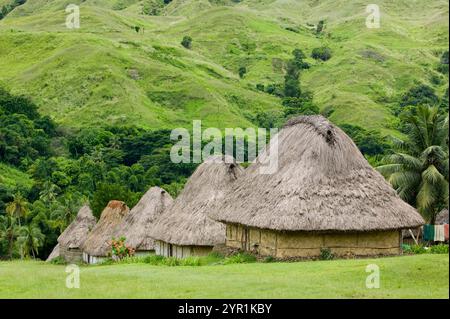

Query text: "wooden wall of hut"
[226, 224, 401, 258]
[154, 240, 212, 258]
[59, 246, 83, 263]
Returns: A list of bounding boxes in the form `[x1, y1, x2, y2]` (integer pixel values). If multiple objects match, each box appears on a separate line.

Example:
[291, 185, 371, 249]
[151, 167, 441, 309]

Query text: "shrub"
[162, 257, 180, 266]
[403, 244, 448, 255]
[50, 256, 66, 265]
[143, 254, 165, 265]
[429, 244, 449, 254]
[238, 66, 247, 78]
[316, 20, 325, 34]
[282, 94, 319, 117]
[265, 83, 284, 97]
[410, 244, 428, 254]
[437, 63, 449, 74]
[111, 237, 135, 260]
[223, 253, 256, 264]
[179, 256, 201, 266]
[440, 50, 449, 65]
[201, 252, 225, 265]
[256, 84, 265, 91]
[263, 256, 276, 263]
[99, 258, 115, 265]
[400, 84, 439, 107]
[311, 47, 332, 61]
[292, 49, 310, 70]
[319, 248, 334, 260]
[181, 36, 192, 49]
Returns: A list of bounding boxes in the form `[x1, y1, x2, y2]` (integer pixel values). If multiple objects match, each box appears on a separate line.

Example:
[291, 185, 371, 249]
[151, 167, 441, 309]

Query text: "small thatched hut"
[149, 155, 243, 258]
[54, 205, 97, 263]
[209, 115, 424, 258]
[113, 187, 173, 255]
[46, 205, 96, 263]
[81, 200, 130, 264]
[436, 208, 449, 225]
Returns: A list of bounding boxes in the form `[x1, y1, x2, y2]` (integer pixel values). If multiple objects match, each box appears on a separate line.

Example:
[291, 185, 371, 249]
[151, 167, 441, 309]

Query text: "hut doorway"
[169, 244, 173, 257]
[241, 227, 250, 250]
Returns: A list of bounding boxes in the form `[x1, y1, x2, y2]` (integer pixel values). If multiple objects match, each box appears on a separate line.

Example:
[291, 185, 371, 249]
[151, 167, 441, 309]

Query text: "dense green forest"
[0, 87, 200, 259]
[0, 0, 449, 260]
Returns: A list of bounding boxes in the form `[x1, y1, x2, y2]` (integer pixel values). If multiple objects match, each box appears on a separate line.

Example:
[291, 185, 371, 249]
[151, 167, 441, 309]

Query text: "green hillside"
[0, 0, 447, 133]
[0, 162, 33, 191]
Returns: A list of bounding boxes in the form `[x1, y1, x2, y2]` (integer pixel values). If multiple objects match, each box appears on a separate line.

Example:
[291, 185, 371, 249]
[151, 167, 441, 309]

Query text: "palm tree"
[38, 181, 59, 204]
[377, 106, 449, 223]
[5, 193, 29, 227]
[0, 214, 20, 259]
[16, 223, 45, 259]
[50, 193, 83, 232]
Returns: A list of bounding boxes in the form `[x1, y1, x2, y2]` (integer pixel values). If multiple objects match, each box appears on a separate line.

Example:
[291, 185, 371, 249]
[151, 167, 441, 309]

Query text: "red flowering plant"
[110, 237, 135, 260]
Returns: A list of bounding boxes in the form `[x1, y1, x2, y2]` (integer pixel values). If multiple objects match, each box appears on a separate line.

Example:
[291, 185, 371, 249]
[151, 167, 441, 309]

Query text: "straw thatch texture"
[81, 201, 130, 257]
[149, 155, 243, 246]
[46, 243, 60, 262]
[58, 205, 97, 249]
[114, 187, 173, 251]
[209, 115, 424, 232]
[436, 209, 449, 225]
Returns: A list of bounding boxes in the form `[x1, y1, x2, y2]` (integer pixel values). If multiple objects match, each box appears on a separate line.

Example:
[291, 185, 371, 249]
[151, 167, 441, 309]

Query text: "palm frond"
[422, 165, 446, 186]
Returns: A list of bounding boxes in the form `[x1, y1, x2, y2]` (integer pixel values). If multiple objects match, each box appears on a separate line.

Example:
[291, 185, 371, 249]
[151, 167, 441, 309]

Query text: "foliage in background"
[377, 106, 449, 224]
[402, 244, 449, 255]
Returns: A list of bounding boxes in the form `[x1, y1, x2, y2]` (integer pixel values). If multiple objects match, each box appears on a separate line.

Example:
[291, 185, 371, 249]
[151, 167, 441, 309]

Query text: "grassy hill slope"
[0, 163, 33, 191]
[0, 0, 448, 133]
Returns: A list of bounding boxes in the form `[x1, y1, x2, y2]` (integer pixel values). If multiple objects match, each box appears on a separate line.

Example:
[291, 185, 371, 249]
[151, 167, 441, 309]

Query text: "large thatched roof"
[149, 155, 243, 246]
[81, 201, 130, 256]
[209, 115, 424, 232]
[436, 208, 449, 225]
[58, 205, 97, 249]
[114, 187, 173, 251]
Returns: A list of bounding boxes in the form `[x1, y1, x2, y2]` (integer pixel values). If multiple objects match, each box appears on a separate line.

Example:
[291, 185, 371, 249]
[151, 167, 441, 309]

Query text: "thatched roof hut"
[81, 201, 129, 260]
[149, 155, 243, 258]
[209, 115, 424, 258]
[46, 205, 96, 262]
[113, 187, 173, 252]
[54, 205, 97, 263]
[59, 205, 97, 249]
[436, 208, 449, 225]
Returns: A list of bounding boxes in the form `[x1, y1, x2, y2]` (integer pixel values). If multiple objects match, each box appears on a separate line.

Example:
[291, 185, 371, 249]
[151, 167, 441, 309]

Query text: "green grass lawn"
[0, 254, 447, 298]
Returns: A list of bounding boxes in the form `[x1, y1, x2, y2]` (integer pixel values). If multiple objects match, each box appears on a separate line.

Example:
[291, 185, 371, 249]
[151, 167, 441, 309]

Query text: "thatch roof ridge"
[58, 205, 97, 249]
[81, 200, 130, 256]
[114, 187, 173, 251]
[148, 155, 243, 246]
[209, 115, 424, 232]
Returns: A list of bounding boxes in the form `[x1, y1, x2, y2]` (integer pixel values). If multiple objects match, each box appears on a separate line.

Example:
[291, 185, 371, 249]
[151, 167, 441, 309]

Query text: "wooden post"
[408, 229, 419, 245]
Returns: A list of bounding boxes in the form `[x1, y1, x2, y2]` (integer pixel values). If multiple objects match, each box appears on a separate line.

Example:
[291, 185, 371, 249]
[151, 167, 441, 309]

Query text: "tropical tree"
[39, 181, 59, 204]
[49, 192, 85, 232]
[377, 106, 449, 223]
[0, 213, 20, 258]
[16, 223, 45, 258]
[5, 193, 29, 227]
